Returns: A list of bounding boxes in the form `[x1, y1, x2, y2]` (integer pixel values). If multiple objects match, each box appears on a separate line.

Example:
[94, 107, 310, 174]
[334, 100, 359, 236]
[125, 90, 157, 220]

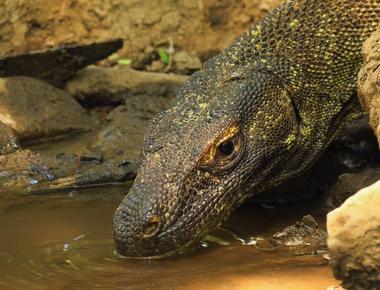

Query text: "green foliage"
[117, 58, 132, 65]
[158, 49, 170, 64]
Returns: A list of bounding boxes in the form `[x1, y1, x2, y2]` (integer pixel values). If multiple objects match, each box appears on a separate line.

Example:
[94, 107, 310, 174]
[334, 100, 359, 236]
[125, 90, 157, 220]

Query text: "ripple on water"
[0, 187, 339, 290]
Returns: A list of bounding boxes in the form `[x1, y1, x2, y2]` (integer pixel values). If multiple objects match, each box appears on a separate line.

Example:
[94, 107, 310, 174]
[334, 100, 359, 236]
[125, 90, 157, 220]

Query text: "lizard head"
[113, 63, 300, 258]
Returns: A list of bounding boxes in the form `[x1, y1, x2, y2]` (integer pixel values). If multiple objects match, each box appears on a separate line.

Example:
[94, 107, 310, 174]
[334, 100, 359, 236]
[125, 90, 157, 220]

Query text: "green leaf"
[158, 49, 170, 64]
[108, 53, 120, 60]
[117, 58, 132, 65]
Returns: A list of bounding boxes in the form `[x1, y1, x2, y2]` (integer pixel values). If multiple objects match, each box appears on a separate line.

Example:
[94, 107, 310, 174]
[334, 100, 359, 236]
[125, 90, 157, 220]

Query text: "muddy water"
[0, 185, 340, 290]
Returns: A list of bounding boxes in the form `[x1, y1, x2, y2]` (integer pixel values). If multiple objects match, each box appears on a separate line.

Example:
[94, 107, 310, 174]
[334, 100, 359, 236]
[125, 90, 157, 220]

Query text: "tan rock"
[358, 26, 380, 146]
[327, 179, 380, 290]
[173, 51, 202, 74]
[65, 66, 187, 105]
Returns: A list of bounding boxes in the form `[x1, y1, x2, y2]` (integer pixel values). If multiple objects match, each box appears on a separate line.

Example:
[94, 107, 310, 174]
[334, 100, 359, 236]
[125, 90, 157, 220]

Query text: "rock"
[0, 149, 136, 193]
[91, 94, 174, 161]
[332, 117, 380, 169]
[146, 60, 166, 72]
[173, 51, 202, 74]
[0, 77, 95, 141]
[0, 149, 78, 191]
[0, 39, 123, 87]
[0, 121, 19, 154]
[358, 26, 380, 146]
[65, 66, 187, 106]
[327, 180, 380, 290]
[327, 167, 380, 208]
[273, 215, 327, 254]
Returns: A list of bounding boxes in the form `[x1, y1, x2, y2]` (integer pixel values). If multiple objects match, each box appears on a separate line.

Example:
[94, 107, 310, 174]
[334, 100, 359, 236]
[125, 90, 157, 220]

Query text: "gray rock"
[0, 39, 123, 87]
[327, 180, 380, 290]
[91, 94, 174, 162]
[0, 77, 95, 141]
[0, 149, 136, 193]
[273, 215, 327, 254]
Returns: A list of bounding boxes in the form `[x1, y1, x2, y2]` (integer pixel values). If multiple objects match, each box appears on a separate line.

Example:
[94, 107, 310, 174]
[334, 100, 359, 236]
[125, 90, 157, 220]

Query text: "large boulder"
[0, 77, 95, 141]
[327, 180, 380, 290]
[358, 26, 380, 145]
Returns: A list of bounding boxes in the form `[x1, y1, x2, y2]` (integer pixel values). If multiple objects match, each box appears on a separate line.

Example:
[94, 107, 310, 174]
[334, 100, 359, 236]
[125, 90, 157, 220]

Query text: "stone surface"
[273, 215, 327, 254]
[358, 26, 380, 146]
[0, 77, 95, 141]
[65, 66, 187, 106]
[172, 51, 203, 74]
[326, 167, 380, 209]
[0, 121, 19, 155]
[0, 39, 122, 87]
[0, 149, 78, 191]
[0, 149, 137, 193]
[91, 94, 174, 162]
[327, 179, 380, 290]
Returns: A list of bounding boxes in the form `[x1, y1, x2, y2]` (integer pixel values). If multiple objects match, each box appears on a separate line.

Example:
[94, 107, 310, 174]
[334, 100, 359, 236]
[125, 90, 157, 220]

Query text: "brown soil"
[0, 0, 282, 64]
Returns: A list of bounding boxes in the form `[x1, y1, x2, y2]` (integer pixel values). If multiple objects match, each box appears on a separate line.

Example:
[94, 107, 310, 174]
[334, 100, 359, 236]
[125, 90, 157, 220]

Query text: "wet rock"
[0, 149, 136, 193]
[0, 121, 19, 154]
[327, 180, 380, 290]
[273, 215, 327, 254]
[0, 150, 78, 191]
[358, 26, 380, 145]
[173, 51, 202, 74]
[0, 77, 95, 141]
[0, 39, 123, 87]
[65, 66, 187, 106]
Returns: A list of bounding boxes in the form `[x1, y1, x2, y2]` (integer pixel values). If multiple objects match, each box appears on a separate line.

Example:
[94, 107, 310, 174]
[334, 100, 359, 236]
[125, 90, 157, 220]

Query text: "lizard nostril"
[141, 216, 161, 239]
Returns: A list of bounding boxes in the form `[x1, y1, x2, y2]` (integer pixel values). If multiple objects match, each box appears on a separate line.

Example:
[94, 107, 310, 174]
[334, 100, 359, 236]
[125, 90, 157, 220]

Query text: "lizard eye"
[217, 138, 235, 157]
[215, 134, 241, 163]
[200, 123, 243, 170]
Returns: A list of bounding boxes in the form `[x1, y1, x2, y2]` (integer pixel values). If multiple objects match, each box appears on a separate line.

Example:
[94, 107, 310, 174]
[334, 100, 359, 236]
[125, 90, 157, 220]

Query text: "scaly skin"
[113, 0, 380, 258]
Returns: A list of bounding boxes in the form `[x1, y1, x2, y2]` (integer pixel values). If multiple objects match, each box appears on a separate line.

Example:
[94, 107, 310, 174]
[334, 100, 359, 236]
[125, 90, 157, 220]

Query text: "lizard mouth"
[113, 237, 200, 260]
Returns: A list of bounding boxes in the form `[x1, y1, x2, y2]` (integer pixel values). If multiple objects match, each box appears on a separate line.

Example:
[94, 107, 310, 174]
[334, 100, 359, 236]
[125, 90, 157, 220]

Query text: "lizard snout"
[113, 202, 168, 258]
[140, 215, 162, 239]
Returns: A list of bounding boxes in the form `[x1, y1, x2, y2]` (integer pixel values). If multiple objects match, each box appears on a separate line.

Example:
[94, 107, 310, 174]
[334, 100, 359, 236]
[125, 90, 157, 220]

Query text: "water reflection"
[0, 186, 339, 290]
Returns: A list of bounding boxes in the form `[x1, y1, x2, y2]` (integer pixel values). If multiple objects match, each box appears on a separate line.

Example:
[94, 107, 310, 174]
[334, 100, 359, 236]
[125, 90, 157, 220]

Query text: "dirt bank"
[0, 0, 282, 65]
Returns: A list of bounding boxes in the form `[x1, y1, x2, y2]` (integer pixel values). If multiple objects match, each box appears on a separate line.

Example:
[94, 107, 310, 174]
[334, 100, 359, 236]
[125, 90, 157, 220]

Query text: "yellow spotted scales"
[113, 0, 380, 258]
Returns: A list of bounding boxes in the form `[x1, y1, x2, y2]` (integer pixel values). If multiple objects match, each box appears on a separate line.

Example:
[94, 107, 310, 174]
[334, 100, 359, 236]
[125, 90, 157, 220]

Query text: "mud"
[0, 0, 283, 70]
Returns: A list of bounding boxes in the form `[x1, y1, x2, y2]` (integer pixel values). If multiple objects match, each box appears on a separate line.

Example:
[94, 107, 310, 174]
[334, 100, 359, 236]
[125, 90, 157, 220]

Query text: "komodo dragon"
[113, 0, 380, 258]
